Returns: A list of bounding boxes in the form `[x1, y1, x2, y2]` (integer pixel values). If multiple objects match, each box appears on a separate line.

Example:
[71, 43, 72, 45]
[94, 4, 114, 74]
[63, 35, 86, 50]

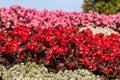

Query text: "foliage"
[0, 62, 101, 80]
[82, 0, 120, 14]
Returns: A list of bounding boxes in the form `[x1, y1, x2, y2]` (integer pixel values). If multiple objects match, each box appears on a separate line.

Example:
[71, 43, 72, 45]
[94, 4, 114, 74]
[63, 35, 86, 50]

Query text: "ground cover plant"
[0, 62, 101, 80]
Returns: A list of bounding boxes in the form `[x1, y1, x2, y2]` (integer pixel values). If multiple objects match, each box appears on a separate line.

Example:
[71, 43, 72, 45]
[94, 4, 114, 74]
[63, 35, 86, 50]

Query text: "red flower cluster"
[0, 26, 120, 79]
[77, 29, 120, 78]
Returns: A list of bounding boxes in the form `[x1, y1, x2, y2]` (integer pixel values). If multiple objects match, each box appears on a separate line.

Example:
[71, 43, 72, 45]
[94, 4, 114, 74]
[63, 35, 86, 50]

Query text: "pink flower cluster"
[0, 5, 120, 31]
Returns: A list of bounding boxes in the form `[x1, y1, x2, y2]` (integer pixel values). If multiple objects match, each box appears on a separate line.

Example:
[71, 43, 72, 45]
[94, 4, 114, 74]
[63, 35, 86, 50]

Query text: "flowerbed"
[0, 5, 120, 31]
[0, 5, 120, 80]
[0, 25, 120, 79]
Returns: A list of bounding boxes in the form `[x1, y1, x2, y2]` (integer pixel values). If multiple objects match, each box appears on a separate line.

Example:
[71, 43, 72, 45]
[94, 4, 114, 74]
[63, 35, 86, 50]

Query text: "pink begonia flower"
[0, 5, 119, 31]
